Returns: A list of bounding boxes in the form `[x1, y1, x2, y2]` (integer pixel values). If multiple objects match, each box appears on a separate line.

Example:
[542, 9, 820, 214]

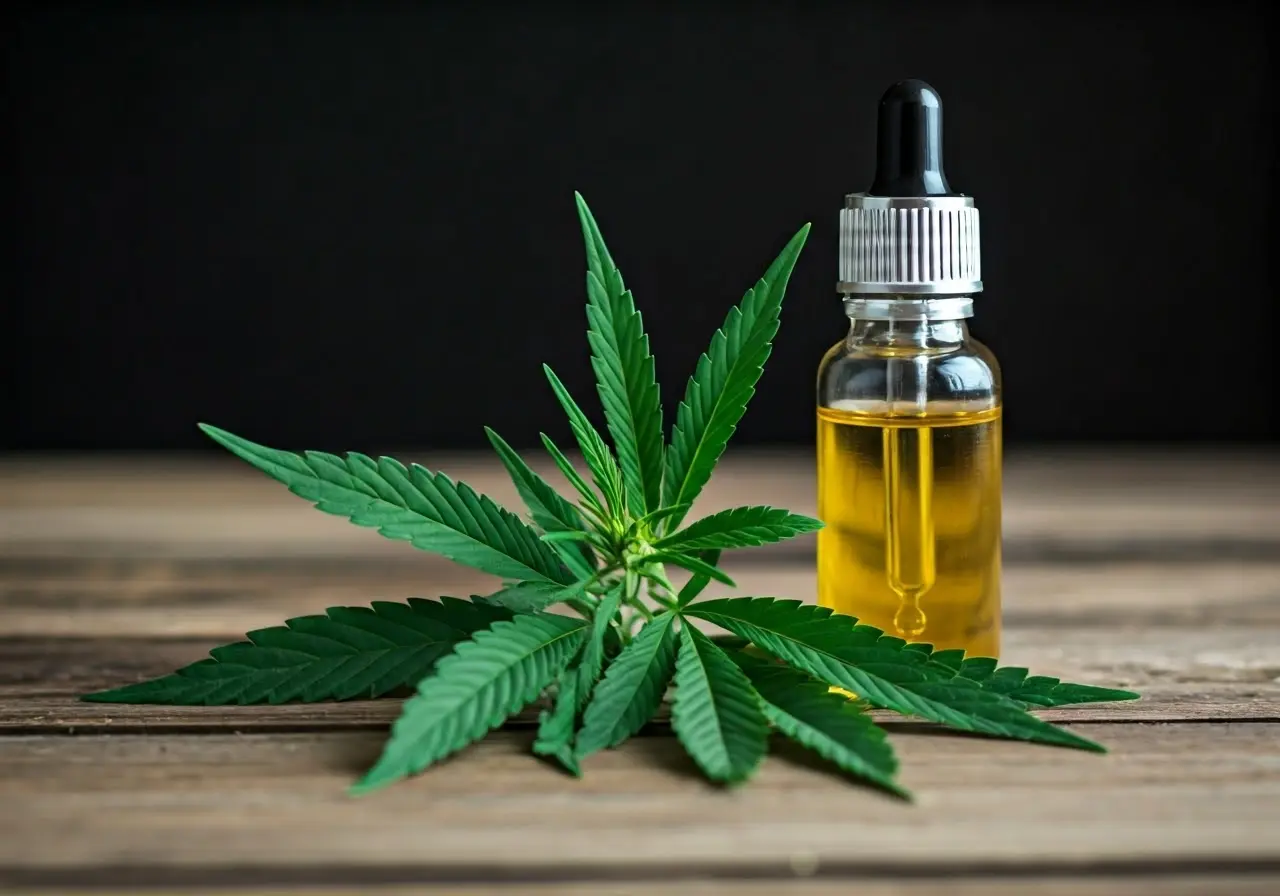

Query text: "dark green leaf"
[676, 549, 722, 606]
[630, 503, 692, 536]
[656, 506, 823, 553]
[532, 661, 584, 776]
[199, 425, 572, 585]
[954, 658, 1140, 707]
[575, 582, 628, 706]
[884, 644, 1140, 708]
[735, 657, 908, 798]
[484, 426, 582, 533]
[671, 624, 769, 783]
[575, 193, 664, 516]
[542, 366, 626, 515]
[539, 432, 607, 518]
[646, 551, 735, 587]
[576, 612, 678, 760]
[540, 530, 600, 544]
[708, 632, 750, 651]
[353, 612, 588, 793]
[480, 581, 572, 615]
[662, 225, 810, 529]
[684, 598, 1105, 753]
[82, 598, 510, 705]
[534, 584, 626, 772]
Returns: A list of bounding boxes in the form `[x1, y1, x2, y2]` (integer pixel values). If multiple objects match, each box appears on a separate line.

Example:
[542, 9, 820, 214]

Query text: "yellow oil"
[816, 403, 1002, 657]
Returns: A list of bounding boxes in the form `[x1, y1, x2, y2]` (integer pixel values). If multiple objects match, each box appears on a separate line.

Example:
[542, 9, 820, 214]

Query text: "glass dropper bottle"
[815, 79, 1002, 657]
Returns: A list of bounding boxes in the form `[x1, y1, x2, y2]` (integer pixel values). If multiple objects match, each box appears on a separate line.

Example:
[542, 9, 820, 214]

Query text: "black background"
[6, 2, 1275, 452]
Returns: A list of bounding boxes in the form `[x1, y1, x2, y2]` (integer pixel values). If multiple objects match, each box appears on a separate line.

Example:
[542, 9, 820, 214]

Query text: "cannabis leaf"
[644, 551, 736, 586]
[579, 581, 628, 695]
[532, 658, 585, 776]
[539, 432, 607, 518]
[576, 193, 664, 516]
[532, 579, 628, 775]
[733, 656, 908, 799]
[676, 549, 721, 607]
[684, 598, 1104, 753]
[542, 366, 626, 516]
[576, 612, 678, 760]
[86, 193, 1142, 798]
[655, 505, 824, 553]
[83, 598, 510, 705]
[199, 425, 573, 586]
[479, 581, 571, 614]
[671, 624, 769, 783]
[486, 427, 595, 580]
[925, 651, 1140, 707]
[662, 224, 810, 529]
[485, 426, 582, 534]
[354, 612, 587, 793]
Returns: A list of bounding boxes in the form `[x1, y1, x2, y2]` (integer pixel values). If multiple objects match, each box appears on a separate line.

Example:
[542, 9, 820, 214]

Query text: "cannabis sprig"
[83, 193, 1139, 798]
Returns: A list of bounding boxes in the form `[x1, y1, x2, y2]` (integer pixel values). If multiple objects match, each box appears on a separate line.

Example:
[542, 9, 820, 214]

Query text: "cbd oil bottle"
[816, 80, 1002, 657]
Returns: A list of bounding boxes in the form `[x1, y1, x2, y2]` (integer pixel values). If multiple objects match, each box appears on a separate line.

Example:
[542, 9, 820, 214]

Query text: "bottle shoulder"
[817, 329, 1001, 408]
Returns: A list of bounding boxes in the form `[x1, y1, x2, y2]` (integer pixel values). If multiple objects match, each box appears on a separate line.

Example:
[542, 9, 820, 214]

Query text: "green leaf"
[671, 624, 769, 783]
[353, 612, 588, 794]
[683, 598, 1105, 753]
[656, 506, 823, 553]
[576, 612, 678, 759]
[540, 530, 600, 544]
[539, 432, 607, 518]
[662, 225, 810, 529]
[534, 584, 627, 773]
[542, 366, 627, 515]
[630, 503, 692, 537]
[992, 675, 1140, 708]
[676, 549, 722, 606]
[532, 662, 584, 776]
[708, 632, 750, 651]
[484, 426, 582, 534]
[576, 581, 627, 703]
[735, 658, 908, 799]
[646, 551, 735, 587]
[875, 645, 1141, 708]
[552, 543, 598, 582]
[480, 581, 571, 615]
[82, 597, 510, 705]
[575, 192, 664, 516]
[199, 425, 572, 586]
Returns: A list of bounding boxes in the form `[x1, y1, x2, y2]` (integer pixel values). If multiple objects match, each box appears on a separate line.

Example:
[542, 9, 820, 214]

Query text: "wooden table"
[1, 449, 1277, 895]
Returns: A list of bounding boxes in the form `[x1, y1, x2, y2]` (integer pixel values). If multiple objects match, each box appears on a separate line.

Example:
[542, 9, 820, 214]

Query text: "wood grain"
[0, 452, 1277, 892]
[3, 558, 1277, 637]
[2, 450, 1277, 556]
[1, 624, 1276, 733]
[1, 725, 1277, 881]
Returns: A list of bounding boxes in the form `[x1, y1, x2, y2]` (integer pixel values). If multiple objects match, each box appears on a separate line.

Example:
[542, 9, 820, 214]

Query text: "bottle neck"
[841, 295, 974, 323]
[845, 316, 970, 351]
[842, 295, 973, 349]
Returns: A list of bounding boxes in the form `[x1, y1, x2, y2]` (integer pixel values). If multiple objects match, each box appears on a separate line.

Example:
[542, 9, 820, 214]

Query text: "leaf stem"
[629, 600, 655, 622]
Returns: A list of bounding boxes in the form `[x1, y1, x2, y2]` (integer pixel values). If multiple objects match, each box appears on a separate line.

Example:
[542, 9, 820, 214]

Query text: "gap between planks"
[4, 870, 1280, 895]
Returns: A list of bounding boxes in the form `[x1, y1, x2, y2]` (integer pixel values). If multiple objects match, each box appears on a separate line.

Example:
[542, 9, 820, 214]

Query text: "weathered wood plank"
[2, 559, 1276, 637]
[1, 452, 1276, 559]
[0, 725, 1276, 880]
[1, 624, 1276, 732]
[0, 453, 1276, 889]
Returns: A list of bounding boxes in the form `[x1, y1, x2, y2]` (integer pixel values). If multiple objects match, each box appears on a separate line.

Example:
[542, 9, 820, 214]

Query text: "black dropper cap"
[867, 79, 956, 197]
